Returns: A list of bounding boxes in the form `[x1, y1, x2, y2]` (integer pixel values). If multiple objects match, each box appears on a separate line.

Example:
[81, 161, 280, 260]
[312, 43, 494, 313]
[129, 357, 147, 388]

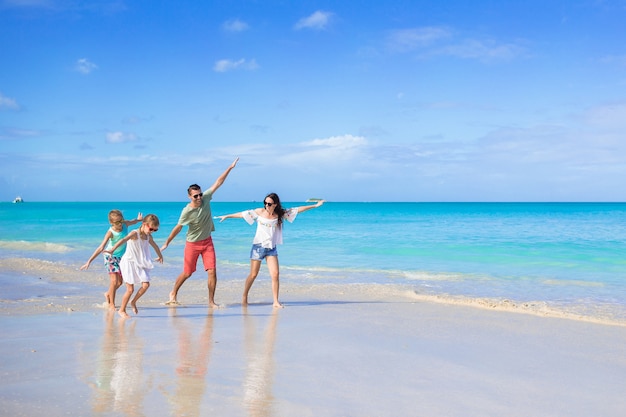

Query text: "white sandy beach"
[1, 259, 626, 416]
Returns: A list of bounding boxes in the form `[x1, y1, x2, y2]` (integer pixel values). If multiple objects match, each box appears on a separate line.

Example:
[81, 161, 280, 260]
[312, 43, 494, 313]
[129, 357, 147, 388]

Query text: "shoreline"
[1, 256, 626, 326]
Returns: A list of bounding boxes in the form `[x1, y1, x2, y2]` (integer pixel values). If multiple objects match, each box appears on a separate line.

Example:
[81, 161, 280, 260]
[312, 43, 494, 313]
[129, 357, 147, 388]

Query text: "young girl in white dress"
[106, 214, 163, 318]
[217, 193, 324, 308]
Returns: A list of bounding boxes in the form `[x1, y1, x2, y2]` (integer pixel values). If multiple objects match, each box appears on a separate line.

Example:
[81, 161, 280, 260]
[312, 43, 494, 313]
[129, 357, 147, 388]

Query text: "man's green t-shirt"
[177, 190, 215, 242]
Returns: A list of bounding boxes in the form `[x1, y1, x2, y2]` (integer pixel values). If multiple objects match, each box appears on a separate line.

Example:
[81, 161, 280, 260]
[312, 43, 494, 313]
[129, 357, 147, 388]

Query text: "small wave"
[542, 279, 604, 288]
[400, 270, 468, 282]
[403, 289, 626, 327]
[0, 240, 73, 253]
[0, 257, 90, 282]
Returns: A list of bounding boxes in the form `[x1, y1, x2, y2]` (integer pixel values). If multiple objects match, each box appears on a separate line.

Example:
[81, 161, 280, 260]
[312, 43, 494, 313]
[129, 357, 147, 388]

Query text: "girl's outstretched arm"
[80, 230, 113, 270]
[125, 212, 143, 226]
[161, 224, 183, 251]
[148, 235, 164, 263]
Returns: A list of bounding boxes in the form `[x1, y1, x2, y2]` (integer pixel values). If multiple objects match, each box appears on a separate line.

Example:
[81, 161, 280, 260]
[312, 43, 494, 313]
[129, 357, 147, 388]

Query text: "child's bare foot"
[118, 310, 130, 319]
[104, 292, 110, 304]
[273, 301, 284, 308]
[209, 301, 220, 309]
[131, 303, 138, 314]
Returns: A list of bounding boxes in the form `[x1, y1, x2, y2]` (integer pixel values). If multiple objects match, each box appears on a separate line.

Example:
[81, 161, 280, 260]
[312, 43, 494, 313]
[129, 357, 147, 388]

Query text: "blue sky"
[1, 0, 626, 202]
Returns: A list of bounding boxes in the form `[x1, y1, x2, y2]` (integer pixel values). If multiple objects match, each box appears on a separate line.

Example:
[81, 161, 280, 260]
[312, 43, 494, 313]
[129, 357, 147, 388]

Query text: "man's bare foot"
[118, 310, 130, 319]
[165, 291, 179, 305]
[131, 303, 138, 314]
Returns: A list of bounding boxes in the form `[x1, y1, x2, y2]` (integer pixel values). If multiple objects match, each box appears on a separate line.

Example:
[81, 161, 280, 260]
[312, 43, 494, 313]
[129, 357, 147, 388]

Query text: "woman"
[217, 193, 324, 307]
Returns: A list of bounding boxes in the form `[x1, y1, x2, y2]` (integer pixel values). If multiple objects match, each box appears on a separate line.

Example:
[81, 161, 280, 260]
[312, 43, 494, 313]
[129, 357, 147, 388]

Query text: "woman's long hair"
[265, 193, 285, 227]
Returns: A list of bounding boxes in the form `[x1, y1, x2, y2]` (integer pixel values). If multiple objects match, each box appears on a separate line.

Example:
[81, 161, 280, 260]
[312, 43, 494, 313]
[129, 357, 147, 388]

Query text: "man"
[161, 157, 238, 307]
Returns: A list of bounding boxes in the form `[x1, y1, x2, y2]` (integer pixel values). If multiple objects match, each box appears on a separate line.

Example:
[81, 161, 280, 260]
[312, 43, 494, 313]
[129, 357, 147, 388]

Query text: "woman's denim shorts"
[250, 243, 278, 260]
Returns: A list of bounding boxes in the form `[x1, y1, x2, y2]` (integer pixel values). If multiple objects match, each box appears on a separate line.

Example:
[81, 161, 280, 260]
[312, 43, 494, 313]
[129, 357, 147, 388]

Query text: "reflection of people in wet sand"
[109, 319, 148, 416]
[243, 307, 279, 417]
[89, 310, 118, 414]
[166, 310, 214, 417]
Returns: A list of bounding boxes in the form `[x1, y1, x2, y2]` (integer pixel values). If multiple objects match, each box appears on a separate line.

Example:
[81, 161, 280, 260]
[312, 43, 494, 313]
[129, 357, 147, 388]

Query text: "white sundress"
[120, 230, 154, 285]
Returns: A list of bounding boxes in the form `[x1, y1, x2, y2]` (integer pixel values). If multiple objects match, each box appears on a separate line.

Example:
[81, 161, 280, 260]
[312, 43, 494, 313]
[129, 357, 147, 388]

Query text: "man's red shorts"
[183, 236, 216, 274]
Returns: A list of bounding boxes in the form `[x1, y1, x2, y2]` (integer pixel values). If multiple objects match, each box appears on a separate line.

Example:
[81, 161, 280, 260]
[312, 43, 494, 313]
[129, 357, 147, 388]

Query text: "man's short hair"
[188, 184, 201, 195]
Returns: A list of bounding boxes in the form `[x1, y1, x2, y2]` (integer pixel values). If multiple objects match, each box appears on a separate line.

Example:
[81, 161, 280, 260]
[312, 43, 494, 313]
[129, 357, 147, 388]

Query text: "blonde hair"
[143, 214, 159, 227]
[108, 209, 124, 223]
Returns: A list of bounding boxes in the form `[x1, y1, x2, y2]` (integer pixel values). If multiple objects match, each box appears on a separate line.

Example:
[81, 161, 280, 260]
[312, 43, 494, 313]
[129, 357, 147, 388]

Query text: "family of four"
[82, 157, 324, 317]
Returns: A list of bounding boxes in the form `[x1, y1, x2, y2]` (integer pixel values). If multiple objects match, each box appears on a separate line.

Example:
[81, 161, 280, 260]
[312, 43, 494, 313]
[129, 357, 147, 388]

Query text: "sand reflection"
[89, 310, 118, 413]
[243, 307, 279, 417]
[90, 310, 148, 416]
[165, 308, 214, 417]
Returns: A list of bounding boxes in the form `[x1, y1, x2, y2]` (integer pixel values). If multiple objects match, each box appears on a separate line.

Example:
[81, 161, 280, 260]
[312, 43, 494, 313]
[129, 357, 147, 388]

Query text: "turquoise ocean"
[1, 201, 625, 323]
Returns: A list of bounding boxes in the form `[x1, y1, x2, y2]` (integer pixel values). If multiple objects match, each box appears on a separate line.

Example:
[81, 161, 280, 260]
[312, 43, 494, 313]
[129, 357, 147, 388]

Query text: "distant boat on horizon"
[12, 196, 23, 203]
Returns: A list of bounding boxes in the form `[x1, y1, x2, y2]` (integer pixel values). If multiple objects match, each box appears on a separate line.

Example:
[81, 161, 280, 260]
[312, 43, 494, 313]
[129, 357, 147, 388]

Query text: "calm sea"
[1, 201, 626, 322]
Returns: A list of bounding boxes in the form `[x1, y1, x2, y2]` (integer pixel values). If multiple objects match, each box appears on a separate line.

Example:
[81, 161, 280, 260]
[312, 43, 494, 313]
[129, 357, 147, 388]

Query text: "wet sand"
[1, 275, 626, 417]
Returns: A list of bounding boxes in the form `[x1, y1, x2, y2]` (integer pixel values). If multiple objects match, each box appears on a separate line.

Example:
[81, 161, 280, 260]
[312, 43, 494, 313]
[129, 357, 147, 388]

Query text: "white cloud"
[294, 10, 333, 31]
[0, 92, 19, 110]
[0, 127, 39, 140]
[75, 58, 98, 74]
[222, 135, 370, 175]
[583, 102, 626, 129]
[213, 58, 259, 72]
[275, 135, 368, 167]
[9, 118, 626, 202]
[385, 26, 526, 62]
[303, 134, 367, 149]
[387, 27, 452, 52]
[222, 18, 249, 32]
[436, 38, 526, 62]
[106, 131, 137, 144]
[122, 115, 152, 125]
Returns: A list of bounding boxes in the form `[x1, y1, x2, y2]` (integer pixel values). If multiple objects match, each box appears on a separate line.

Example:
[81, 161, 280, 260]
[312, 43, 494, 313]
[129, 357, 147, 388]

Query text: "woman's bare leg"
[242, 260, 262, 306]
[266, 256, 282, 308]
